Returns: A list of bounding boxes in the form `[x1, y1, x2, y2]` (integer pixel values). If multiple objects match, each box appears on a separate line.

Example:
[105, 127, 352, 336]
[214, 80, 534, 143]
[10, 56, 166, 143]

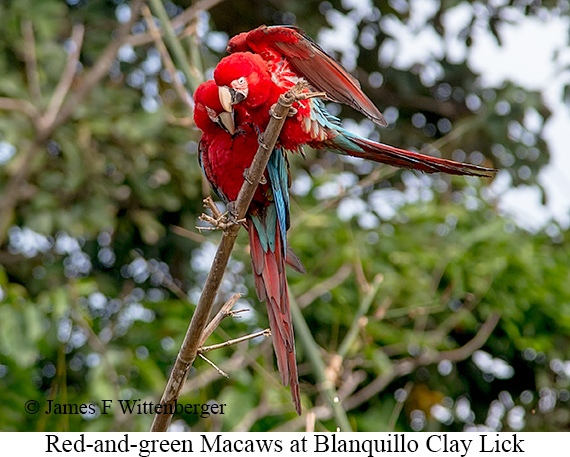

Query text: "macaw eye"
[237, 77, 246, 85]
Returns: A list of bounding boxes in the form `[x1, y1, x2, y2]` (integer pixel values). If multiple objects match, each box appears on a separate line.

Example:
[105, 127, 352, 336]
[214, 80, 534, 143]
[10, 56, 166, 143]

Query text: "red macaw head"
[193, 80, 236, 135]
[213, 52, 271, 113]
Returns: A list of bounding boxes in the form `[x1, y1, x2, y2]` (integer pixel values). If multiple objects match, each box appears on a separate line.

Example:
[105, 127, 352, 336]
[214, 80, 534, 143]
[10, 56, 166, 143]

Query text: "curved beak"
[218, 111, 235, 135]
[219, 86, 234, 113]
[218, 85, 247, 113]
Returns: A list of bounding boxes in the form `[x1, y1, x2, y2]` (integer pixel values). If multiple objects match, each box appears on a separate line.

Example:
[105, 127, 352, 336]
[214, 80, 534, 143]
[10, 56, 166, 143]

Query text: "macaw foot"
[197, 197, 244, 232]
[298, 90, 327, 101]
[243, 167, 266, 185]
[198, 211, 245, 231]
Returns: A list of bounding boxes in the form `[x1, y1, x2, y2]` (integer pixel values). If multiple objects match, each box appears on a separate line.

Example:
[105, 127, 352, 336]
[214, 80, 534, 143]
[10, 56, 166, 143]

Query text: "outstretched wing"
[228, 25, 387, 127]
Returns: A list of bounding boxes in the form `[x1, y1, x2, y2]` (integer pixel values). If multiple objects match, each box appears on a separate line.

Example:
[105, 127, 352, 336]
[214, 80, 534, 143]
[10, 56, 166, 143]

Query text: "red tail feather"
[248, 218, 301, 415]
[348, 137, 497, 177]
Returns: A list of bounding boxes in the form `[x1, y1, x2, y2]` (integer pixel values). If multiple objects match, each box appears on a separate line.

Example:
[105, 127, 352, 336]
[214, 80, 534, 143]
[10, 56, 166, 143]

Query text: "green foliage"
[0, 0, 569, 432]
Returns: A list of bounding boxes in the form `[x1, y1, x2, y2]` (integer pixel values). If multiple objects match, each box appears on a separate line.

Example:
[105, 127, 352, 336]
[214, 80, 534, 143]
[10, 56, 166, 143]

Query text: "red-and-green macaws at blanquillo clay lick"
[194, 80, 305, 415]
[214, 25, 497, 177]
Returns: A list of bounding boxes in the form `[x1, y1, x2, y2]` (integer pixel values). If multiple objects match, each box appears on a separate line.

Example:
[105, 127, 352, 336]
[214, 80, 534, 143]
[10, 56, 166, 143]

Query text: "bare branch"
[198, 354, 228, 378]
[305, 412, 316, 433]
[39, 24, 85, 135]
[0, 1, 143, 244]
[337, 274, 383, 359]
[147, 0, 202, 93]
[125, 0, 225, 47]
[387, 381, 413, 432]
[199, 329, 270, 354]
[170, 224, 208, 243]
[150, 81, 311, 432]
[344, 312, 501, 410]
[296, 262, 352, 308]
[0, 97, 39, 118]
[199, 292, 243, 346]
[49, 0, 144, 137]
[141, 5, 193, 110]
[21, 20, 42, 103]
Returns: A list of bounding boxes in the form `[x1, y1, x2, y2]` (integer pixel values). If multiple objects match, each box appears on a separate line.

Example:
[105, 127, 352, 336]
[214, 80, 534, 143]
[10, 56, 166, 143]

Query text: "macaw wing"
[229, 25, 387, 127]
[198, 139, 229, 203]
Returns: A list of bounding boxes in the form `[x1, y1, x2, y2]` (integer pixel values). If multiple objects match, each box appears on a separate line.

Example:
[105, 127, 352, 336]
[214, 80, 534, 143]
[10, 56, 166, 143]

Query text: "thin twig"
[199, 329, 270, 354]
[125, 0, 224, 47]
[305, 411, 317, 432]
[0, 1, 142, 245]
[387, 381, 413, 432]
[198, 354, 228, 377]
[199, 292, 243, 346]
[273, 312, 501, 431]
[170, 224, 208, 243]
[296, 263, 352, 308]
[21, 20, 42, 103]
[148, 0, 202, 94]
[337, 274, 383, 359]
[344, 312, 501, 410]
[0, 97, 39, 118]
[50, 0, 143, 137]
[150, 81, 311, 432]
[40, 24, 85, 134]
[142, 5, 193, 110]
[204, 196, 223, 219]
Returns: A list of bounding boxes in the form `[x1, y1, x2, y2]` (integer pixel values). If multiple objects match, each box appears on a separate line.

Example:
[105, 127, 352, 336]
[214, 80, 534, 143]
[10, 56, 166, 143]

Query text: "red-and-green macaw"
[214, 25, 496, 177]
[194, 80, 304, 415]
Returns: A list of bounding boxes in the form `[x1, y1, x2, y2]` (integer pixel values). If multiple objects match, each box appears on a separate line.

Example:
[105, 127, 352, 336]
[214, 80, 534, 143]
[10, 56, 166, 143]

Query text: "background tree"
[0, 0, 569, 432]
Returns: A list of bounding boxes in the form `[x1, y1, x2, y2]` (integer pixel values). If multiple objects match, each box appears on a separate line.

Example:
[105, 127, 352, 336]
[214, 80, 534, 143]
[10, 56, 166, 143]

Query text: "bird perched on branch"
[196, 26, 496, 415]
[214, 25, 496, 177]
[194, 80, 304, 415]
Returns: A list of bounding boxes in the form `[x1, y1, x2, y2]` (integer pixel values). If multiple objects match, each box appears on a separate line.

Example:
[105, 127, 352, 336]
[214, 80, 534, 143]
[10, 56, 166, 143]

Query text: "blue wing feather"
[267, 147, 290, 250]
[249, 146, 290, 255]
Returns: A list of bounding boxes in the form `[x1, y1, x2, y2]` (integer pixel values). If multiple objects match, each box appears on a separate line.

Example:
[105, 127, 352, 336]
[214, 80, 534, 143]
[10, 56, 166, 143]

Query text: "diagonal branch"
[199, 292, 242, 346]
[344, 311, 501, 410]
[148, 0, 202, 94]
[48, 0, 144, 138]
[141, 5, 194, 110]
[125, 0, 225, 47]
[274, 311, 501, 431]
[21, 20, 42, 103]
[0, 97, 39, 118]
[198, 329, 271, 354]
[150, 81, 311, 432]
[39, 24, 85, 135]
[0, 1, 143, 244]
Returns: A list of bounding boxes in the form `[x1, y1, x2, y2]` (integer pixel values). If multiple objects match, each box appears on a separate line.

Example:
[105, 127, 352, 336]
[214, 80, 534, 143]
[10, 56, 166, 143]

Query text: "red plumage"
[227, 25, 387, 126]
[214, 28, 497, 178]
[194, 81, 302, 414]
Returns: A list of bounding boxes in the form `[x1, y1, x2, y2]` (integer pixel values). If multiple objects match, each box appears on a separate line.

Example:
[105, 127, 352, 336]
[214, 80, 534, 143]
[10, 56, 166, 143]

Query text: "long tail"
[322, 129, 497, 178]
[248, 216, 301, 415]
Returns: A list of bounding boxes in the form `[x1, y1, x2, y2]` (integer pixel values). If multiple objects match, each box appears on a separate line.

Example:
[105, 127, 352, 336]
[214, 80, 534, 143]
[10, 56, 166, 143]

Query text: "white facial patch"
[231, 77, 249, 99]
